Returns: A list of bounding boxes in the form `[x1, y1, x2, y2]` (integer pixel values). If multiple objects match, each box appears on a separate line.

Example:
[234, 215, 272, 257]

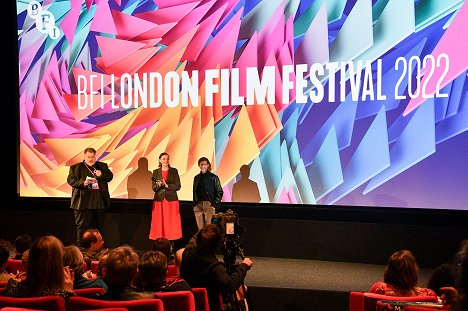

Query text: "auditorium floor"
[244, 256, 434, 292]
[239, 257, 435, 310]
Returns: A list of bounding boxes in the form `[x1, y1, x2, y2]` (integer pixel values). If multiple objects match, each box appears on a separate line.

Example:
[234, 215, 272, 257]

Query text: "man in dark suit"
[67, 147, 113, 245]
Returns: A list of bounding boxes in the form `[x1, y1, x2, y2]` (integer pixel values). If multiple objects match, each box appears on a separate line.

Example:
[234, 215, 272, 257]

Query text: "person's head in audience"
[152, 237, 172, 261]
[97, 253, 109, 278]
[440, 240, 468, 311]
[102, 245, 139, 289]
[0, 240, 11, 274]
[0, 239, 15, 259]
[63, 245, 85, 277]
[198, 223, 222, 254]
[24, 235, 72, 296]
[138, 251, 167, 290]
[80, 229, 105, 252]
[384, 249, 419, 293]
[427, 263, 460, 296]
[13, 234, 32, 260]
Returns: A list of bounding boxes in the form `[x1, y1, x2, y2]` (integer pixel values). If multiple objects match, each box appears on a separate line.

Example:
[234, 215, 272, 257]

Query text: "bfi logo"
[27, 1, 60, 39]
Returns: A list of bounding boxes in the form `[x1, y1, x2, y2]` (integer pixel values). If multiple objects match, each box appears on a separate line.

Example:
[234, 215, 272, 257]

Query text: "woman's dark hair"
[63, 245, 84, 276]
[158, 152, 170, 167]
[25, 235, 67, 297]
[139, 251, 168, 286]
[384, 249, 419, 292]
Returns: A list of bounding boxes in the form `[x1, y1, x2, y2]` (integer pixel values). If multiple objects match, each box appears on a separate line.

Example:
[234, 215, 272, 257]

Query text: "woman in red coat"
[149, 152, 182, 250]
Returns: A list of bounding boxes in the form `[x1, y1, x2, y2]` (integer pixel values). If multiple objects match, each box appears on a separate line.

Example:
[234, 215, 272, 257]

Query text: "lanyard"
[84, 162, 96, 177]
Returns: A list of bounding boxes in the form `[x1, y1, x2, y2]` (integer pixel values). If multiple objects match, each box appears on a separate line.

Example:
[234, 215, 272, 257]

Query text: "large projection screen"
[16, 0, 468, 210]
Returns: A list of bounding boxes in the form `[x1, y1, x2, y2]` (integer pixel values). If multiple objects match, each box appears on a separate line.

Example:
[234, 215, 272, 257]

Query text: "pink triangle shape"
[90, 0, 117, 35]
[404, 2, 468, 116]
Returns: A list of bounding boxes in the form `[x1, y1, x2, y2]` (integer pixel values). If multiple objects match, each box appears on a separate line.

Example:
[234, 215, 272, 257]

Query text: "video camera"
[211, 209, 246, 268]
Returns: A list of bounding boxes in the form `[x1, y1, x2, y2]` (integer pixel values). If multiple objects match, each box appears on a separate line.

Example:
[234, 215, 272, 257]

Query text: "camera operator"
[180, 224, 253, 311]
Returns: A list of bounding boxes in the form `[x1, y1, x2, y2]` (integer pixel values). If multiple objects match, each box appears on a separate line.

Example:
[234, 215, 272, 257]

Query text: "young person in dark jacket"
[137, 250, 191, 292]
[100, 245, 155, 301]
[180, 224, 253, 311]
[192, 157, 223, 230]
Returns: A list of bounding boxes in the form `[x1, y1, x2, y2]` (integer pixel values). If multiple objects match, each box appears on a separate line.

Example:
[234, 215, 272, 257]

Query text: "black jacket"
[67, 161, 113, 210]
[193, 171, 223, 207]
[151, 167, 181, 202]
[180, 232, 249, 311]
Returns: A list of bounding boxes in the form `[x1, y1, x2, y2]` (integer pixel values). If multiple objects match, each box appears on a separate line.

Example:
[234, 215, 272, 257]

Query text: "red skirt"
[149, 199, 182, 240]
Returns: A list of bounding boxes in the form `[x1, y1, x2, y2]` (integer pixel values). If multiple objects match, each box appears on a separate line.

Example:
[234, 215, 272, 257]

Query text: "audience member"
[137, 251, 191, 292]
[96, 253, 109, 279]
[21, 250, 29, 274]
[369, 249, 437, 297]
[427, 262, 460, 296]
[1, 235, 75, 299]
[63, 245, 107, 292]
[13, 234, 32, 260]
[0, 239, 15, 259]
[99, 245, 155, 300]
[79, 229, 108, 267]
[180, 224, 253, 311]
[440, 239, 468, 311]
[0, 240, 13, 282]
[152, 237, 174, 264]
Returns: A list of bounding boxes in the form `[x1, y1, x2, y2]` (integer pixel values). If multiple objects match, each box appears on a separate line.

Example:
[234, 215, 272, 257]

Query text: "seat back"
[349, 291, 365, 311]
[73, 287, 106, 297]
[166, 265, 178, 279]
[363, 293, 438, 311]
[154, 291, 196, 311]
[5, 259, 25, 274]
[67, 296, 164, 311]
[192, 288, 210, 311]
[0, 296, 66, 311]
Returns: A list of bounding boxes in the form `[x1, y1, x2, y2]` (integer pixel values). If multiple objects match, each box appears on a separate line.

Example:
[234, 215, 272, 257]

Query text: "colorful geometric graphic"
[17, 0, 468, 210]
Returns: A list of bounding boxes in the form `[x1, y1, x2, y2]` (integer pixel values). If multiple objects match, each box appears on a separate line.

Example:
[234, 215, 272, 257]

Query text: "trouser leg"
[74, 209, 93, 245]
[193, 202, 205, 230]
[203, 202, 216, 226]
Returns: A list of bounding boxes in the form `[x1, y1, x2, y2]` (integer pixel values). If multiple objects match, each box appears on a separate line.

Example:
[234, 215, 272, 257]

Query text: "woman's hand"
[63, 266, 75, 291]
[10, 270, 26, 280]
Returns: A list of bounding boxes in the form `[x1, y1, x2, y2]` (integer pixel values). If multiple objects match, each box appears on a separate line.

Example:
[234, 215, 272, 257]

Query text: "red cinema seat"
[0, 296, 66, 311]
[73, 287, 106, 297]
[67, 296, 163, 311]
[154, 291, 196, 311]
[192, 288, 210, 311]
[5, 259, 24, 274]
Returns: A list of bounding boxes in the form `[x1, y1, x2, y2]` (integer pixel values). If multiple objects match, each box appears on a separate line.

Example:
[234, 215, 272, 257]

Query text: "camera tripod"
[221, 246, 253, 311]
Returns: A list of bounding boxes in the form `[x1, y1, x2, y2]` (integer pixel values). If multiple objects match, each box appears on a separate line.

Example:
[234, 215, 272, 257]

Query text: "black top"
[196, 173, 210, 201]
